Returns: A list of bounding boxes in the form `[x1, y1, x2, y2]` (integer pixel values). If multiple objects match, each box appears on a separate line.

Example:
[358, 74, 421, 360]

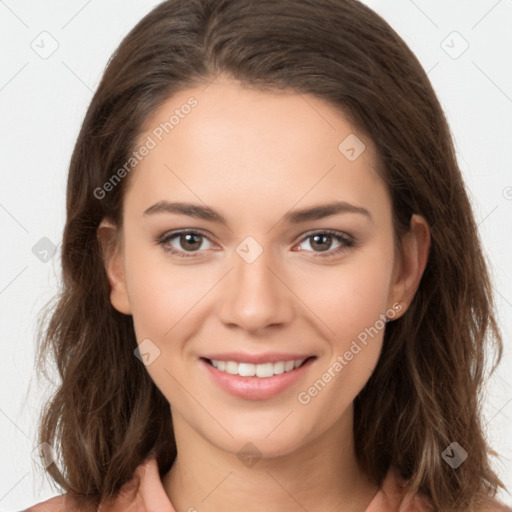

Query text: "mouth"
[200, 356, 317, 378]
[199, 355, 317, 400]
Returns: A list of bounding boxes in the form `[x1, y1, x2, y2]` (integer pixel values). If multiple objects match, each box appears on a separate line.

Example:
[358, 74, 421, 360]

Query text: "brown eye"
[308, 234, 335, 252]
[158, 230, 214, 257]
[296, 230, 355, 258]
[177, 232, 203, 251]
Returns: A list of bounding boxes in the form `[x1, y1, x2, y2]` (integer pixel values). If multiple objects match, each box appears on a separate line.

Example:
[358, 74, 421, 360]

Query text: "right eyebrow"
[143, 201, 225, 223]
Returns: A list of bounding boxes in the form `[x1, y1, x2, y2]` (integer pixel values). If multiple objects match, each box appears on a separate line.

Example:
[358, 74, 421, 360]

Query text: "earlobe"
[388, 214, 431, 319]
[97, 219, 132, 315]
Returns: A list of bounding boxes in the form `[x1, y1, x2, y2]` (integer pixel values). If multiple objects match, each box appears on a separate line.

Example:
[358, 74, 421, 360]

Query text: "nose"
[216, 245, 296, 334]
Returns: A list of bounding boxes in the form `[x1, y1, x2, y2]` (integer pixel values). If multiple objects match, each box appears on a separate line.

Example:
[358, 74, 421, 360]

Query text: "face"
[99, 78, 428, 459]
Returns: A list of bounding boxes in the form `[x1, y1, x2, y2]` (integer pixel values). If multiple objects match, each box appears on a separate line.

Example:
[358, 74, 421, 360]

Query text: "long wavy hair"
[35, 0, 506, 510]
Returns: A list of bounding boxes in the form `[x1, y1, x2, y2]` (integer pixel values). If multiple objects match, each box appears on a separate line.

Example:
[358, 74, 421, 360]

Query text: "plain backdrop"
[1, 1, 511, 510]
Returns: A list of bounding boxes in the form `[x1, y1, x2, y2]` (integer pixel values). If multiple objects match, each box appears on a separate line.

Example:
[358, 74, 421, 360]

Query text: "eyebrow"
[143, 200, 373, 224]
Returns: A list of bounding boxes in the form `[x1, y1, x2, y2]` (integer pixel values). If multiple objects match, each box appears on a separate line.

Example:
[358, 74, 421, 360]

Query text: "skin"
[98, 78, 430, 512]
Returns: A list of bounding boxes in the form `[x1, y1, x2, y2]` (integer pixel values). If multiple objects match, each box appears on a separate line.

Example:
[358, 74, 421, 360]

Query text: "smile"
[207, 358, 308, 378]
[200, 356, 317, 400]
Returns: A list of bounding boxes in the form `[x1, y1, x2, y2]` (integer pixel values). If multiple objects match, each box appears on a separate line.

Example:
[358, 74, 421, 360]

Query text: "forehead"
[124, 79, 387, 223]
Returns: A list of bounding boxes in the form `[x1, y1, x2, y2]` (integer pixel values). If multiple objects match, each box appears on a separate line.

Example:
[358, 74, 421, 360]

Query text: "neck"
[162, 404, 379, 512]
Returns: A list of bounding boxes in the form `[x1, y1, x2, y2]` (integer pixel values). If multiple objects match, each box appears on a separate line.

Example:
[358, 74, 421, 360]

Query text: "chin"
[206, 415, 316, 459]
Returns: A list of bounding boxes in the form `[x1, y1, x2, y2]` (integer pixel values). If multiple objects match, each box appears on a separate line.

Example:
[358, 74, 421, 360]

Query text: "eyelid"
[294, 228, 353, 244]
[293, 229, 355, 257]
[157, 228, 355, 258]
[156, 228, 218, 253]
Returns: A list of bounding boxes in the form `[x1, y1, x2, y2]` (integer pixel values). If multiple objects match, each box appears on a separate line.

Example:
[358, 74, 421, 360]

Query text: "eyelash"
[156, 228, 356, 259]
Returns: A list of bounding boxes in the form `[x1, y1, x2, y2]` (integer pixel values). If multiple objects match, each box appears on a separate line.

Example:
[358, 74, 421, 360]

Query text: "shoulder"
[23, 495, 65, 511]
[22, 494, 82, 512]
[474, 496, 512, 512]
[366, 465, 432, 511]
[23, 457, 171, 512]
[376, 466, 511, 512]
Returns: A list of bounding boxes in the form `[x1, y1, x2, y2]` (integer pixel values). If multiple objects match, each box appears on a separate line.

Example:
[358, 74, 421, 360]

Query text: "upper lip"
[201, 352, 316, 365]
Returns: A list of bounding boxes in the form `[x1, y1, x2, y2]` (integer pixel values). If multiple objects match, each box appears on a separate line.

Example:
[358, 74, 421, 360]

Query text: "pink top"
[24, 457, 510, 512]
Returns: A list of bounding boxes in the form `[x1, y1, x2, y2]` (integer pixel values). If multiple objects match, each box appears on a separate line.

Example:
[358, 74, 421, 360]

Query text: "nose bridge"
[217, 237, 295, 332]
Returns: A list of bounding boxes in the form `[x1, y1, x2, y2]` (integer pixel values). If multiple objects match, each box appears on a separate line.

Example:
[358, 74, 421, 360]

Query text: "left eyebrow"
[282, 200, 373, 224]
[142, 200, 373, 224]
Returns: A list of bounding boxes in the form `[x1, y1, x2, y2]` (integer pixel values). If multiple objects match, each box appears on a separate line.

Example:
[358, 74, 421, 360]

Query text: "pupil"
[311, 234, 331, 251]
[182, 233, 202, 250]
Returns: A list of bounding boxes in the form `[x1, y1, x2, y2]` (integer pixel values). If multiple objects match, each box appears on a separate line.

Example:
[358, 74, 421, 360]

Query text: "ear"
[387, 214, 431, 319]
[97, 218, 132, 315]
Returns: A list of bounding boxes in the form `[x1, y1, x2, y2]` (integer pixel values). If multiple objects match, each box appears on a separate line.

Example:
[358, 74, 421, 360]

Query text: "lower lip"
[200, 357, 316, 400]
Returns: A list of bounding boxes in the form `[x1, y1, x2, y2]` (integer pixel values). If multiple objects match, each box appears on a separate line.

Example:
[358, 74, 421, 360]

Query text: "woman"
[28, 0, 510, 511]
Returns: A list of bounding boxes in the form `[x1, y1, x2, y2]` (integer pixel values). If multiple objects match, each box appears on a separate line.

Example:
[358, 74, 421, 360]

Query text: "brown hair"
[35, 0, 506, 510]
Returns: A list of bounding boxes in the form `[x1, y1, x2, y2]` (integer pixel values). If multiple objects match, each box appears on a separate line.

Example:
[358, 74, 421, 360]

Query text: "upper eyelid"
[160, 228, 217, 244]
[158, 228, 353, 250]
[158, 229, 217, 249]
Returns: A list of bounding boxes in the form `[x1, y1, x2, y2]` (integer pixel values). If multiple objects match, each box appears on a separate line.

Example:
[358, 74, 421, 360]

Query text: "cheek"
[292, 245, 393, 403]
[293, 293, 389, 428]
[296, 247, 394, 344]
[121, 239, 195, 341]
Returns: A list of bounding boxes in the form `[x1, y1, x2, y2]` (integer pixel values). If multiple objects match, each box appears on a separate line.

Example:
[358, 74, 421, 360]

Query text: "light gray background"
[1, 1, 511, 510]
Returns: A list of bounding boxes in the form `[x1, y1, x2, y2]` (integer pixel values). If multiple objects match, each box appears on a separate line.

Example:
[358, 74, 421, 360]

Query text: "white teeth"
[225, 361, 238, 375]
[273, 361, 285, 374]
[210, 358, 307, 377]
[285, 360, 295, 372]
